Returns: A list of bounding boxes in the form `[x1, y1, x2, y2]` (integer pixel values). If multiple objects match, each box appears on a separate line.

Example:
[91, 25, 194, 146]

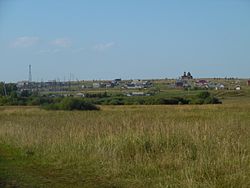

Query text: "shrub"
[60, 98, 99, 110]
[109, 98, 125, 105]
[42, 103, 60, 110]
[190, 91, 221, 104]
[43, 98, 99, 111]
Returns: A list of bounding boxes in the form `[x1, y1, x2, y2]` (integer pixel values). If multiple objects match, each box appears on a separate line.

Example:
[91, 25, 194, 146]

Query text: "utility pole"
[28, 64, 32, 91]
[29, 65, 32, 83]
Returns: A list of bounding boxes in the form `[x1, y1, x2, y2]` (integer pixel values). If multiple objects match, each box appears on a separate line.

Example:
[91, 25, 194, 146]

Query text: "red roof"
[197, 80, 208, 84]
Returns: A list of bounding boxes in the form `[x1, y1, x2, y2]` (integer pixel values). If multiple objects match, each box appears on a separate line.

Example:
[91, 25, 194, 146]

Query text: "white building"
[93, 83, 100, 88]
[235, 86, 241, 91]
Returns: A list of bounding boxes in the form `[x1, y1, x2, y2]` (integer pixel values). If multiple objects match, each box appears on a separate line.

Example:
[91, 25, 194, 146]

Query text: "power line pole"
[29, 64, 32, 83]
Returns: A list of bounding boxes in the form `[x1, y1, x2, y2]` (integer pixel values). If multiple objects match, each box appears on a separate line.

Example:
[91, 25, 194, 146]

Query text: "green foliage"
[190, 91, 221, 104]
[0, 96, 20, 106]
[94, 96, 191, 105]
[85, 92, 108, 98]
[0, 89, 221, 107]
[43, 98, 99, 111]
[20, 90, 32, 97]
[0, 83, 17, 96]
[27, 96, 60, 106]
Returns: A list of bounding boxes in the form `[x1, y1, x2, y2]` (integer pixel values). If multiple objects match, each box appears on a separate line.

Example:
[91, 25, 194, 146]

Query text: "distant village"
[12, 71, 250, 98]
[16, 78, 153, 97]
[172, 72, 244, 91]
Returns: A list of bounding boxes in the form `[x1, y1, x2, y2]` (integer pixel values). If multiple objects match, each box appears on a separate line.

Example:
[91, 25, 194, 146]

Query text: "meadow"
[0, 100, 250, 187]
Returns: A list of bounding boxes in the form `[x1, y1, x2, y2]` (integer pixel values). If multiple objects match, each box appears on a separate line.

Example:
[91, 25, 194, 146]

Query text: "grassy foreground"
[0, 104, 250, 187]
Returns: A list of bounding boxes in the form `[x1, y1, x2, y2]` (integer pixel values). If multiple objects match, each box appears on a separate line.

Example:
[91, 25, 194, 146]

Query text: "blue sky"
[0, 0, 250, 82]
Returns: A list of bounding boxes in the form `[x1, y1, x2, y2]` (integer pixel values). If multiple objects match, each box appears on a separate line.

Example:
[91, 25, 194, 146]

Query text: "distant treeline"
[0, 83, 17, 96]
[87, 91, 221, 105]
[0, 82, 221, 110]
[0, 87, 221, 110]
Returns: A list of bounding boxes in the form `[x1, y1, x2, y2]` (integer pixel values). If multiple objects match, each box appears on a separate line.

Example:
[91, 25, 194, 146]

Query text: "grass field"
[0, 101, 250, 187]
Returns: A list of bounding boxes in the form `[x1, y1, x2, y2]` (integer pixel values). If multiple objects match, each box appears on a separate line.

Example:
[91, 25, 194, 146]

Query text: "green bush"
[190, 91, 221, 104]
[42, 103, 60, 110]
[43, 98, 99, 111]
[108, 98, 125, 105]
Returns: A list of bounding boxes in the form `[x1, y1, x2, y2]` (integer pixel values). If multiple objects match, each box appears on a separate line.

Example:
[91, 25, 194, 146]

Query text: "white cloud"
[94, 42, 115, 51]
[51, 38, 72, 48]
[10, 36, 39, 48]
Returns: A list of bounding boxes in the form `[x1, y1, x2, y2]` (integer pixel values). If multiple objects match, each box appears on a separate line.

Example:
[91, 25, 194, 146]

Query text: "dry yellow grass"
[0, 104, 250, 187]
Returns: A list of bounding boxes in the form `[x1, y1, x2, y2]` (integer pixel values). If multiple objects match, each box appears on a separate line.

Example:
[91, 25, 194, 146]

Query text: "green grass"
[0, 102, 250, 187]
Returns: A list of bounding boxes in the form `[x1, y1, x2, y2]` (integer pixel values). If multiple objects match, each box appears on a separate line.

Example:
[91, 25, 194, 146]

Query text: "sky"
[0, 0, 250, 82]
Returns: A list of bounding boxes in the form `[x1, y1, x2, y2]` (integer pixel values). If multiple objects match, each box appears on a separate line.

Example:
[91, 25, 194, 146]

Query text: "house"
[131, 92, 144, 96]
[131, 79, 142, 85]
[130, 84, 144, 89]
[114, 78, 122, 82]
[142, 81, 152, 87]
[75, 93, 85, 97]
[235, 85, 241, 91]
[111, 79, 121, 86]
[197, 80, 208, 85]
[175, 80, 184, 88]
[126, 80, 143, 89]
[63, 94, 71, 97]
[215, 84, 225, 90]
[126, 92, 145, 96]
[93, 83, 100, 88]
[17, 81, 29, 88]
[195, 80, 208, 88]
[175, 80, 190, 88]
[105, 83, 112, 88]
